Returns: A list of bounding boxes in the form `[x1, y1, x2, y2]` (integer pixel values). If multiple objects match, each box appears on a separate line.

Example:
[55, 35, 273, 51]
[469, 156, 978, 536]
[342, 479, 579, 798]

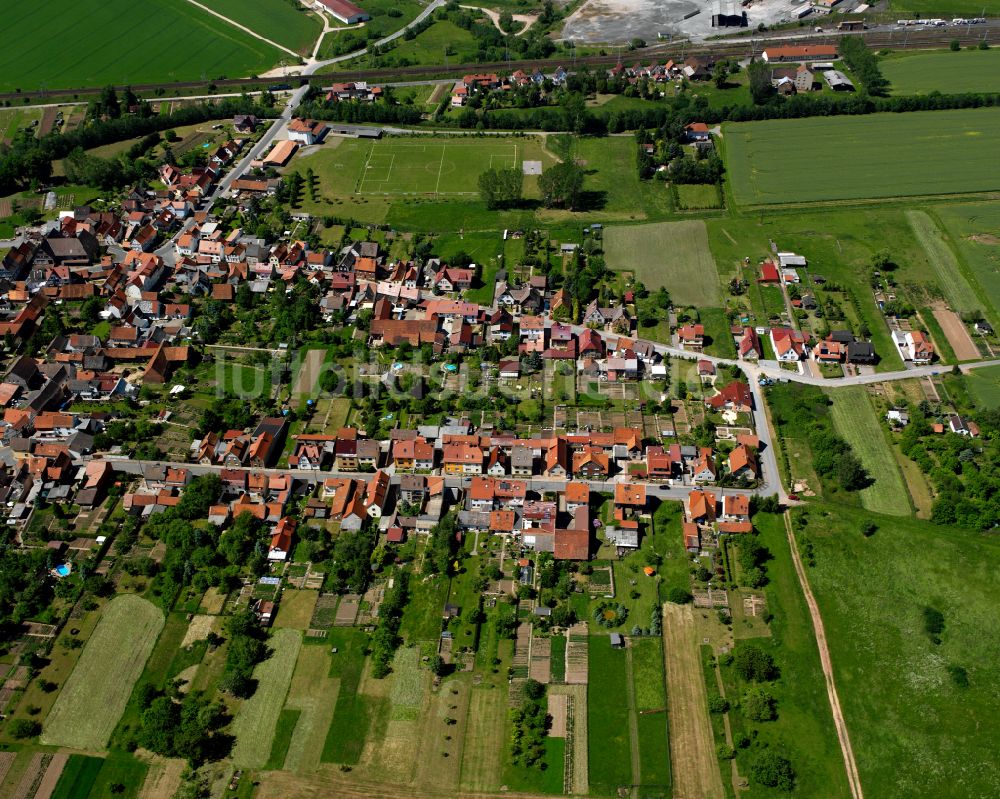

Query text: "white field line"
[180, 0, 299, 58]
[435, 142, 447, 194]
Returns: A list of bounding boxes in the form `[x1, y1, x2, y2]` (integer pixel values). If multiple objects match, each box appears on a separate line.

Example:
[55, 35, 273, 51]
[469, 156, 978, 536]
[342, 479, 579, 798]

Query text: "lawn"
[724, 108, 1000, 205]
[385, 20, 480, 65]
[231, 628, 302, 768]
[826, 386, 912, 517]
[930, 201, 1000, 322]
[502, 737, 566, 794]
[604, 220, 721, 306]
[794, 504, 1000, 797]
[0, 0, 283, 93]
[631, 637, 666, 712]
[43, 595, 164, 750]
[203, 0, 322, 55]
[883, 47, 1000, 95]
[588, 639, 633, 795]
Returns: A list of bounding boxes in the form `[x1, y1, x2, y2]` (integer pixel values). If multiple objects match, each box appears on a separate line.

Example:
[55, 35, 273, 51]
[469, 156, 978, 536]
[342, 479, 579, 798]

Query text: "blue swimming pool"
[55, 564, 71, 577]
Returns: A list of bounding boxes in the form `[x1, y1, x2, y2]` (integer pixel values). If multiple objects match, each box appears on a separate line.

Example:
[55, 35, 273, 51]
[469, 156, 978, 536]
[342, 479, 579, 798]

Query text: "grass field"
[724, 108, 1000, 205]
[265, 709, 301, 770]
[203, 0, 322, 55]
[386, 20, 480, 65]
[906, 209, 988, 316]
[631, 638, 666, 712]
[636, 713, 671, 793]
[604, 220, 721, 306]
[0, 0, 283, 93]
[797, 504, 1000, 797]
[231, 628, 302, 768]
[965, 364, 1000, 408]
[283, 645, 339, 772]
[274, 589, 319, 630]
[51, 755, 103, 799]
[0, 108, 43, 143]
[931, 202, 1000, 321]
[322, 628, 377, 764]
[883, 48, 1000, 95]
[676, 183, 722, 210]
[827, 386, 912, 516]
[43, 595, 164, 750]
[588, 639, 633, 795]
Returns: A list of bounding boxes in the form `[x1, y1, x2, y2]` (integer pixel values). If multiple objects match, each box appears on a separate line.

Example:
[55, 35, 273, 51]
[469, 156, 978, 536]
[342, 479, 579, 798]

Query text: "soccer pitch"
[357, 140, 519, 195]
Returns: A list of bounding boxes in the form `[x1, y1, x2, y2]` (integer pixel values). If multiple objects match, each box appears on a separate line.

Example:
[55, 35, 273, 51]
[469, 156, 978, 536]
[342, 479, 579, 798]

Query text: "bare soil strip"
[932, 306, 980, 360]
[293, 349, 326, 405]
[33, 753, 68, 799]
[547, 694, 568, 737]
[662, 603, 725, 799]
[136, 750, 186, 799]
[784, 512, 865, 799]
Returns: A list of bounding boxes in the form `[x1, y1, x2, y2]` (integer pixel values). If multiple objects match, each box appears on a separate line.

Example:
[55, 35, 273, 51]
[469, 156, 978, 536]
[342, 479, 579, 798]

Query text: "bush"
[708, 695, 730, 714]
[749, 751, 795, 791]
[742, 686, 777, 721]
[8, 718, 41, 739]
[733, 644, 778, 682]
[667, 587, 693, 604]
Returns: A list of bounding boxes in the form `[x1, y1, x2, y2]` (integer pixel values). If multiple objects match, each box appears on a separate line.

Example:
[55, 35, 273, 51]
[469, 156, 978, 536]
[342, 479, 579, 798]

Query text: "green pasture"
[724, 108, 1000, 205]
[930, 202, 1000, 321]
[883, 47, 1000, 95]
[203, 0, 322, 55]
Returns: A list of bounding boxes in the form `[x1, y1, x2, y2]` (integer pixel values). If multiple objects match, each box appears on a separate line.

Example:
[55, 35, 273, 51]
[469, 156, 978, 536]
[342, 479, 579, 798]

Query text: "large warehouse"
[315, 0, 370, 24]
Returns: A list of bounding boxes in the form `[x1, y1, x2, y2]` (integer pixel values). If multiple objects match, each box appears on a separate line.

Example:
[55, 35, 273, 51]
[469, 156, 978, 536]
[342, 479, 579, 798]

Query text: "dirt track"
[932, 306, 980, 361]
[784, 512, 865, 799]
[662, 603, 724, 799]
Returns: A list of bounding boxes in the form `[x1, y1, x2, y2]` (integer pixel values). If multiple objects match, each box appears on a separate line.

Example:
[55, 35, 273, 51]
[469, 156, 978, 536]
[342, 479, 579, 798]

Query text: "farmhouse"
[314, 0, 370, 24]
[762, 45, 838, 63]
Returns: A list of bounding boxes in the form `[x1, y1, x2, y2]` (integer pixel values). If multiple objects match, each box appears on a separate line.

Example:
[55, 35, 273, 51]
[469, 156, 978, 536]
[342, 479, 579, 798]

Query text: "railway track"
[1, 24, 995, 104]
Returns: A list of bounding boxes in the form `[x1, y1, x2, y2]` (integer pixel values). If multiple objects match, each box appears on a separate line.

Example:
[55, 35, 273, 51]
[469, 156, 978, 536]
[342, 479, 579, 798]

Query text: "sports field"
[42, 595, 164, 750]
[358, 140, 519, 195]
[827, 386, 911, 516]
[724, 108, 1000, 205]
[0, 0, 283, 93]
[883, 48, 1000, 95]
[604, 220, 722, 306]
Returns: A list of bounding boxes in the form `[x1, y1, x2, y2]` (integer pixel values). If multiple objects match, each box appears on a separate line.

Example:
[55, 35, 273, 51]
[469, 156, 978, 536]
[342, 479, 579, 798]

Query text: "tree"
[667, 587, 693, 604]
[950, 39, 961, 51]
[733, 644, 778, 682]
[8, 718, 41, 739]
[523, 678, 545, 701]
[539, 161, 584, 210]
[559, 92, 588, 134]
[749, 752, 795, 791]
[742, 686, 777, 721]
[429, 655, 448, 677]
[478, 167, 523, 210]
[747, 61, 775, 105]
[713, 61, 729, 89]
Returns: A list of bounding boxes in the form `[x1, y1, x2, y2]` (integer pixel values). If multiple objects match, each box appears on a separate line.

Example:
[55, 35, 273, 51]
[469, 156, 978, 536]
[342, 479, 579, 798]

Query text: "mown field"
[588, 639, 633, 795]
[0, 0, 283, 93]
[883, 48, 1000, 95]
[43, 595, 164, 750]
[203, 0, 322, 55]
[795, 504, 1000, 797]
[905, 209, 989, 317]
[826, 386, 912, 517]
[604, 220, 721, 306]
[231, 628, 302, 768]
[724, 108, 1000, 205]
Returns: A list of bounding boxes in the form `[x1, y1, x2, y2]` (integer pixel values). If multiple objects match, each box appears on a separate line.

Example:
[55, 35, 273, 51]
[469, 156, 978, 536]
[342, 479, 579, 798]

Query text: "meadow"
[930, 201, 1000, 321]
[0, 0, 283, 93]
[905, 209, 989, 317]
[723, 108, 1000, 205]
[964, 364, 1000, 408]
[826, 387, 912, 517]
[630, 637, 666, 711]
[795, 504, 1000, 797]
[675, 183, 723, 210]
[882, 48, 1000, 95]
[203, 0, 323, 55]
[43, 595, 164, 750]
[588, 639, 633, 795]
[604, 220, 721, 306]
[384, 20, 481, 65]
[231, 628, 302, 768]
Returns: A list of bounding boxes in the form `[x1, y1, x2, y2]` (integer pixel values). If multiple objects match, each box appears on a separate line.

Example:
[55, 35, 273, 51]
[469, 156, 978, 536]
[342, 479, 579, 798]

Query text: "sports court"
[357, 140, 519, 195]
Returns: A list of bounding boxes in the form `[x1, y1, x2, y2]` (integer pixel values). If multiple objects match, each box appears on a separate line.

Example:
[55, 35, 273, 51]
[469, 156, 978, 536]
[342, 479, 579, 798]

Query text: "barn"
[315, 0, 370, 24]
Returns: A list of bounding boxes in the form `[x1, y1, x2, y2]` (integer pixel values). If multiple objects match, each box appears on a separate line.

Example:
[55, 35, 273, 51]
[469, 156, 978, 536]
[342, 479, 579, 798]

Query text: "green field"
[386, 20, 480, 65]
[43, 595, 164, 750]
[0, 108, 43, 143]
[588, 639, 633, 794]
[204, 0, 322, 55]
[724, 108, 1000, 205]
[636, 713, 671, 792]
[796, 504, 1000, 797]
[604, 220, 722, 306]
[630, 638, 666, 712]
[906, 209, 988, 316]
[965, 364, 1000, 408]
[676, 183, 722, 210]
[358, 140, 517, 195]
[52, 755, 104, 799]
[827, 386, 912, 517]
[231, 628, 302, 768]
[0, 0, 283, 93]
[322, 628, 379, 764]
[931, 202, 1000, 320]
[883, 48, 1000, 95]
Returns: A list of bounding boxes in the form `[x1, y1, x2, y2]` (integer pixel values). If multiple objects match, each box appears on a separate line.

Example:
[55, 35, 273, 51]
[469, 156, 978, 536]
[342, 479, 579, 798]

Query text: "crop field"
[827, 387, 912, 516]
[588, 639, 633, 795]
[724, 108, 1000, 205]
[965, 364, 1000, 408]
[231, 628, 302, 768]
[43, 595, 164, 750]
[797, 504, 1000, 798]
[931, 202, 1000, 320]
[604, 220, 721, 306]
[883, 47, 1000, 95]
[0, 0, 283, 94]
[203, 0, 323, 55]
